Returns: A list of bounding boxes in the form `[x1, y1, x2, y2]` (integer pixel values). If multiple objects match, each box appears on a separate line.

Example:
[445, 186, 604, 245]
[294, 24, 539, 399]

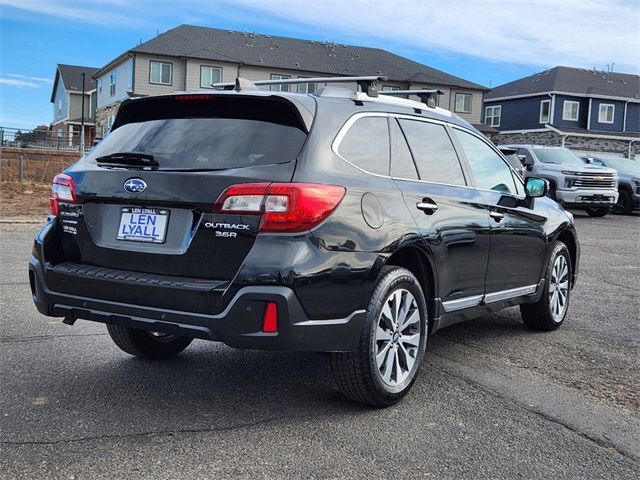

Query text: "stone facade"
[495, 131, 640, 158]
[95, 103, 121, 139]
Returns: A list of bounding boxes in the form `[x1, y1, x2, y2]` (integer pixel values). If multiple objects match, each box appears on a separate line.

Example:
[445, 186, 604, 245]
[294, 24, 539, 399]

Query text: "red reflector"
[262, 302, 278, 333]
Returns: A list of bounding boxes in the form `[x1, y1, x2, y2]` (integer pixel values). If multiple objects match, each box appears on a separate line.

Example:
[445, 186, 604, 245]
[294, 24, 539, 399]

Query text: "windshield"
[602, 158, 640, 174]
[534, 148, 583, 165]
[85, 117, 307, 170]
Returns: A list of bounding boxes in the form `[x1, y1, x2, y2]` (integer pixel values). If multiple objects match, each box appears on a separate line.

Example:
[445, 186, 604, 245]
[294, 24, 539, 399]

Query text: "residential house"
[51, 64, 99, 145]
[483, 66, 640, 158]
[93, 24, 488, 136]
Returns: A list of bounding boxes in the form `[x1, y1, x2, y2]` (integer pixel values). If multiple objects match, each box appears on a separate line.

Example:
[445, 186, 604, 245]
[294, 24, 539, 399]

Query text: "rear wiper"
[95, 152, 159, 167]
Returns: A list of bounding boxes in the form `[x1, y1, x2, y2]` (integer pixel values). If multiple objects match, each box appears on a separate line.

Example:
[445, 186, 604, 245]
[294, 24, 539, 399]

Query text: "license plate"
[117, 207, 169, 244]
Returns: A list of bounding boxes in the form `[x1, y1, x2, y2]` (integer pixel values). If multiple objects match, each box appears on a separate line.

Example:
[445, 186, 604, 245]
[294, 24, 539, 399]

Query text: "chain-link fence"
[0, 148, 80, 183]
[0, 126, 91, 152]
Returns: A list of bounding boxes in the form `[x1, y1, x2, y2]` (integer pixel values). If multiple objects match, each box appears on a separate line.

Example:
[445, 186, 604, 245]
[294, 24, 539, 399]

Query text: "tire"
[585, 206, 610, 217]
[107, 324, 193, 359]
[520, 242, 571, 331]
[330, 266, 428, 407]
[612, 189, 633, 215]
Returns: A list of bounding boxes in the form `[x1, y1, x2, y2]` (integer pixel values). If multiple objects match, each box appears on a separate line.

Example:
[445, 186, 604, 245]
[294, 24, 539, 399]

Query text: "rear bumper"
[556, 188, 618, 207]
[29, 257, 366, 352]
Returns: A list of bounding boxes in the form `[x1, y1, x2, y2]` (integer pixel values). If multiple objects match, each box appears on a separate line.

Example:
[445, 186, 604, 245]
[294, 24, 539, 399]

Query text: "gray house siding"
[553, 95, 588, 128]
[52, 79, 68, 123]
[589, 98, 625, 132]
[96, 58, 133, 109]
[625, 103, 640, 132]
[484, 95, 549, 131]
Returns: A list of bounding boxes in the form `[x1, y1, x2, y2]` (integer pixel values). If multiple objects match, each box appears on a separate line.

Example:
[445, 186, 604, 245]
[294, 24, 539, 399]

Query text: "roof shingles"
[123, 24, 487, 91]
[486, 66, 640, 100]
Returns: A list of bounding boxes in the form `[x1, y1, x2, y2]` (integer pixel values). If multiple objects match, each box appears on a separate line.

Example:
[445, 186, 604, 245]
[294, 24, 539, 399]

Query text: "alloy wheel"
[549, 255, 569, 322]
[375, 289, 422, 387]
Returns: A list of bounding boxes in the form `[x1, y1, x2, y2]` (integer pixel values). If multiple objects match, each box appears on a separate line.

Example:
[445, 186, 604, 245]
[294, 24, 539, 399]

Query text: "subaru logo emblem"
[123, 178, 147, 194]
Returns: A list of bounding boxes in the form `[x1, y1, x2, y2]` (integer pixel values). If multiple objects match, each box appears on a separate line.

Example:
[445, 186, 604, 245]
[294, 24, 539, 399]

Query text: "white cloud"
[221, 0, 640, 73]
[0, 0, 145, 26]
[0, 78, 40, 88]
[1, 0, 638, 72]
[6, 74, 52, 83]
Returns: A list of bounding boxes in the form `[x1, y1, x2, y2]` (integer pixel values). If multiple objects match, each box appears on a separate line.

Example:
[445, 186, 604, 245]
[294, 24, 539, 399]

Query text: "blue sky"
[1, 0, 638, 129]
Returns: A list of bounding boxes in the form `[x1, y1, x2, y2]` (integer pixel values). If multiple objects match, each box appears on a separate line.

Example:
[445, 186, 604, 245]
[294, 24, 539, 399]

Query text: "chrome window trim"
[331, 113, 527, 201]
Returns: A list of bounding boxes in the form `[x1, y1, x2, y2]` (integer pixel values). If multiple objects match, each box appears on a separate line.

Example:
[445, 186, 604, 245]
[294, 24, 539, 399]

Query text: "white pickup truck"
[502, 145, 618, 217]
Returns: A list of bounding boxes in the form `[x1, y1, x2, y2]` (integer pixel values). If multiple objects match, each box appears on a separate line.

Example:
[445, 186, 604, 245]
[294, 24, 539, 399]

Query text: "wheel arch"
[556, 228, 577, 286]
[384, 245, 438, 332]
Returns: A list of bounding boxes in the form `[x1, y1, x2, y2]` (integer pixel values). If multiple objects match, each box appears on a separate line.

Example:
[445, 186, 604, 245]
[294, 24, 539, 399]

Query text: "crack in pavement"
[0, 333, 109, 343]
[0, 414, 288, 446]
[428, 353, 639, 464]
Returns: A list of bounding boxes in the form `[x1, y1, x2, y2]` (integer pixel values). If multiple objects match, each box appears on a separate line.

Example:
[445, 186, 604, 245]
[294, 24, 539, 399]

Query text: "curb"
[0, 217, 46, 224]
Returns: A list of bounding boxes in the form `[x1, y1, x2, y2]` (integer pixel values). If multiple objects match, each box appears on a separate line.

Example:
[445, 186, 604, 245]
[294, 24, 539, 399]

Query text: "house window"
[107, 114, 115, 133]
[270, 74, 290, 92]
[200, 65, 222, 88]
[109, 72, 116, 96]
[562, 100, 579, 121]
[297, 78, 316, 94]
[454, 93, 472, 113]
[97, 79, 102, 95]
[150, 61, 172, 85]
[540, 100, 550, 123]
[382, 85, 400, 91]
[58, 99, 62, 115]
[598, 103, 615, 124]
[485, 105, 501, 127]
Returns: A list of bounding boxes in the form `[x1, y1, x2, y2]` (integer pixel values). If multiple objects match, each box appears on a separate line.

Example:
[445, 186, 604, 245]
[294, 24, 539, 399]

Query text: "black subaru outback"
[29, 77, 579, 407]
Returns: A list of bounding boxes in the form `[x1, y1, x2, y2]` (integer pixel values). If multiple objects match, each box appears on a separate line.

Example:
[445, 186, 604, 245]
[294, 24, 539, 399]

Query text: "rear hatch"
[52, 93, 313, 281]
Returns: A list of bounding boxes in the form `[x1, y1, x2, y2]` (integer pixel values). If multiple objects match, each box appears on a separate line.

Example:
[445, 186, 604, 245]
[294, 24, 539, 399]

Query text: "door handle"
[489, 211, 504, 222]
[416, 200, 438, 214]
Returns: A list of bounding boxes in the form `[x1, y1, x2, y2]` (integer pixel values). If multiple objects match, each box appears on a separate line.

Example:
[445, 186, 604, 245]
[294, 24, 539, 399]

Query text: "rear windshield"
[85, 96, 308, 170]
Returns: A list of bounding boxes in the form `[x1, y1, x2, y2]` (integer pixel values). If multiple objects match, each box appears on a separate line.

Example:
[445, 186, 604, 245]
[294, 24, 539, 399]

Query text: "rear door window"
[398, 119, 466, 186]
[390, 118, 418, 180]
[85, 96, 308, 170]
[338, 116, 390, 176]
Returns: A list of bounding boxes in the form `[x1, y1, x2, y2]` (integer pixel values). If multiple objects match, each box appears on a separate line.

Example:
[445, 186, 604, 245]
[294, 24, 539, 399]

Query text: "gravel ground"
[1, 212, 639, 479]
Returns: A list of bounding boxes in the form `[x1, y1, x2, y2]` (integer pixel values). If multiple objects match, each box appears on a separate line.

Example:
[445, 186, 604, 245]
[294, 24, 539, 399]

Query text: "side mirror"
[525, 177, 548, 198]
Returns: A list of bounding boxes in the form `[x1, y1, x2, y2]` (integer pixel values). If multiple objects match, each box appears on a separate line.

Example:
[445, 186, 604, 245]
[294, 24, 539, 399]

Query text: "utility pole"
[80, 71, 86, 155]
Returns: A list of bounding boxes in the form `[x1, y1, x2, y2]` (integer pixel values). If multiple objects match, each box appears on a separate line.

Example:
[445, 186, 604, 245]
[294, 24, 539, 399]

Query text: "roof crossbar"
[212, 75, 389, 97]
[379, 89, 445, 107]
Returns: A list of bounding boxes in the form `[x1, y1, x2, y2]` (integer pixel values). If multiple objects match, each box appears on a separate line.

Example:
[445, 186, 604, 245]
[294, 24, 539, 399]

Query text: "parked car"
[502, 145, 618, 217]
[29, 78, 580, 407]
[498, 146, 526, 177]
[580, 156, 640, 214]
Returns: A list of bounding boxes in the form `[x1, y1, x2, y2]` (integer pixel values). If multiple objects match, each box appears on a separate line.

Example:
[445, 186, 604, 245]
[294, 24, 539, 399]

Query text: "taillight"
[214, 183, 346, 233]
[50, 173, 76, 215]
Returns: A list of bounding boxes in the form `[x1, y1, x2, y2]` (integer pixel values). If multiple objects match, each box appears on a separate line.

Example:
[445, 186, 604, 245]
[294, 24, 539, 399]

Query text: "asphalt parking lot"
[1, 212, 639, 479]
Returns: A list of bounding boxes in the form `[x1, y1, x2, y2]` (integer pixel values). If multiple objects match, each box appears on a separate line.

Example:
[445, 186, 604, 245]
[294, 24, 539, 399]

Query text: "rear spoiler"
[111, 91, 315, 133]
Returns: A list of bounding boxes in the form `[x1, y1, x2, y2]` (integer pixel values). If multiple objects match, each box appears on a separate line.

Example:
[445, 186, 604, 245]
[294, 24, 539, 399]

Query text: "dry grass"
[0, 182, 50, 218]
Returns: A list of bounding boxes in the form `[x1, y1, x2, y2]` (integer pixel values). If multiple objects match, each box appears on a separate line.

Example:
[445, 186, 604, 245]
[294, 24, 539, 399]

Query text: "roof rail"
[378, 89, 444, 107]
[212, 75, 388, 97]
